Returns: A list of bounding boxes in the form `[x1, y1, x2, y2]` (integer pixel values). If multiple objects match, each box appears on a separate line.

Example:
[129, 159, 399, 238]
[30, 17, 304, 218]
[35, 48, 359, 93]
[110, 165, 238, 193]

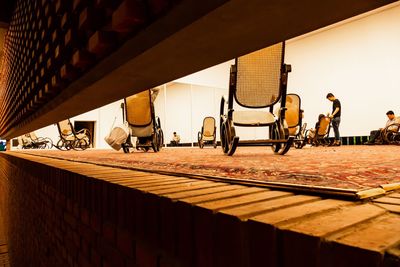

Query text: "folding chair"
[198, 116, 217, 148]
[55, 119, 91, 150]
[121, 89, 164, 153]
[220, 42, 294, 156]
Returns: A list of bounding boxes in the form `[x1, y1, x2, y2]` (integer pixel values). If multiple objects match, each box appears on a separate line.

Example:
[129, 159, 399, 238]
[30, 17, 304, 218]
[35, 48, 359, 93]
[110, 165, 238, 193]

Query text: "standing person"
[326, 93, 341, 146]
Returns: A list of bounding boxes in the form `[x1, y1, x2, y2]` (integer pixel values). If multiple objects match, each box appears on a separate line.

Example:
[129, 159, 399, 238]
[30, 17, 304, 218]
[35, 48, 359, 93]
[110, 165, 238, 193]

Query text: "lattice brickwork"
[0, 0, 178, 137]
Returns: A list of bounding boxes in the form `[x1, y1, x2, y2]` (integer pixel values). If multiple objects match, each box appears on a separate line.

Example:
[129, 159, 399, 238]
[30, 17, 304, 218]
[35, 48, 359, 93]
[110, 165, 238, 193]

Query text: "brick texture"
[0, 152, 399, 267]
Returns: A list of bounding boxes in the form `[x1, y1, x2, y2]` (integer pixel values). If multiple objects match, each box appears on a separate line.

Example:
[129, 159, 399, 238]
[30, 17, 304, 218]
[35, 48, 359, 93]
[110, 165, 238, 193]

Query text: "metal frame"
[220, 42, 294, 156]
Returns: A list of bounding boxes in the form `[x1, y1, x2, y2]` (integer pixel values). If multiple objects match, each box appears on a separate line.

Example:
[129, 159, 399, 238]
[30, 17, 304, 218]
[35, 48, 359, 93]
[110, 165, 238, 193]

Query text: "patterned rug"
[18, 145, 400, 192]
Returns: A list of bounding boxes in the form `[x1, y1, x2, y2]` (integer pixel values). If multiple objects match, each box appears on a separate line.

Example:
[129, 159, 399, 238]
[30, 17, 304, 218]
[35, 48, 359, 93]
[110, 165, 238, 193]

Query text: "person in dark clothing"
[326, 93, 341, 146]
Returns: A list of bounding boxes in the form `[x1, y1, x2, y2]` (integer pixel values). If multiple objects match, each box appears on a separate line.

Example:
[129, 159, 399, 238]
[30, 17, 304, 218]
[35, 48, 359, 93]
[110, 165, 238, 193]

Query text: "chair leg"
[271, 122, 293, 155]
[220, 122, 229, 154]
[227, 136, 239, 156]
[221, 121, 238, 156]
[276, 137, 294, 155]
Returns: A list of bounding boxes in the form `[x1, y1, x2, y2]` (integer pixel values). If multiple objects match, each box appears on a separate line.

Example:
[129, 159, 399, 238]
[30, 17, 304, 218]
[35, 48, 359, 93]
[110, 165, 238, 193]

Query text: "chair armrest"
[383, 123, 400, 132]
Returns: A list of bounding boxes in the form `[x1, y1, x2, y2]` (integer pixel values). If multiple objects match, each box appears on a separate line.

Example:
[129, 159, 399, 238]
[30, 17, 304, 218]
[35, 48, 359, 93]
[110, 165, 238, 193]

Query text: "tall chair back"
[317, 116, 331, 136]
[58, 119, 73, 137]
[125, 90, 152, 127]
[235, 42, 284, 108]
[203, 117, 216, 137]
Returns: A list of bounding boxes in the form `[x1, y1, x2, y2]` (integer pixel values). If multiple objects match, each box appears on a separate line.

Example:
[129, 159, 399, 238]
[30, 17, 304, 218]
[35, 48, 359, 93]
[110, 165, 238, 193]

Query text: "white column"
[190, 84, 194, 147]
[163, 84, 167, 147]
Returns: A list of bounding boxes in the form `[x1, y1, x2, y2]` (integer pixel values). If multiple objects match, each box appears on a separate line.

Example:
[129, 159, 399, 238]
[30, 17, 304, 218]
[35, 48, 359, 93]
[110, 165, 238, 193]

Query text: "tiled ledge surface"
[0, 151, 399, 267]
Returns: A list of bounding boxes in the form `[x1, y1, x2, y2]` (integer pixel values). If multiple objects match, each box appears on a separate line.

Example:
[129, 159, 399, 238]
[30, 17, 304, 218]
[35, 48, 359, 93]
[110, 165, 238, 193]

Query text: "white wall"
[30, 100, 124, 149]
[157, 83, 226, 144]
[175, 61, 233, 89]
[286, 3, 400, 136]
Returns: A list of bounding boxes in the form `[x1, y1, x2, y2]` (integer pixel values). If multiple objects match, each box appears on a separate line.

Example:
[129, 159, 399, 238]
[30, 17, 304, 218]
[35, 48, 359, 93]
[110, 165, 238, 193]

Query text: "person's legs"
[307, 129, 316, 145]
[366, 130, 381, 144]
[331, 117, 341, 144]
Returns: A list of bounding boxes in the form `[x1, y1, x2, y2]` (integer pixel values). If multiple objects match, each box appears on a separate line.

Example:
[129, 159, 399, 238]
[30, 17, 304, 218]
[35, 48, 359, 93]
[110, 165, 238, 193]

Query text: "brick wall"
[0, 152, 399, 267]
[0, 155, 140, 267]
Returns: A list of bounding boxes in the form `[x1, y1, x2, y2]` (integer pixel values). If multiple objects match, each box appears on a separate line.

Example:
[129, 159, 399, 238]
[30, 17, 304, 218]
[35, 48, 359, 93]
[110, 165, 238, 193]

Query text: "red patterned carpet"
[19, 145, 400, 192]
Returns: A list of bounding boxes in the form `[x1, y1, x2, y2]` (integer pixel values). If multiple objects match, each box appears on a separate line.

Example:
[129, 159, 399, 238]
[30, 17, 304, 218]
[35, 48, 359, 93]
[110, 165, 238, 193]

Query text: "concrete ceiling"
[1, 0, 398, 138]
